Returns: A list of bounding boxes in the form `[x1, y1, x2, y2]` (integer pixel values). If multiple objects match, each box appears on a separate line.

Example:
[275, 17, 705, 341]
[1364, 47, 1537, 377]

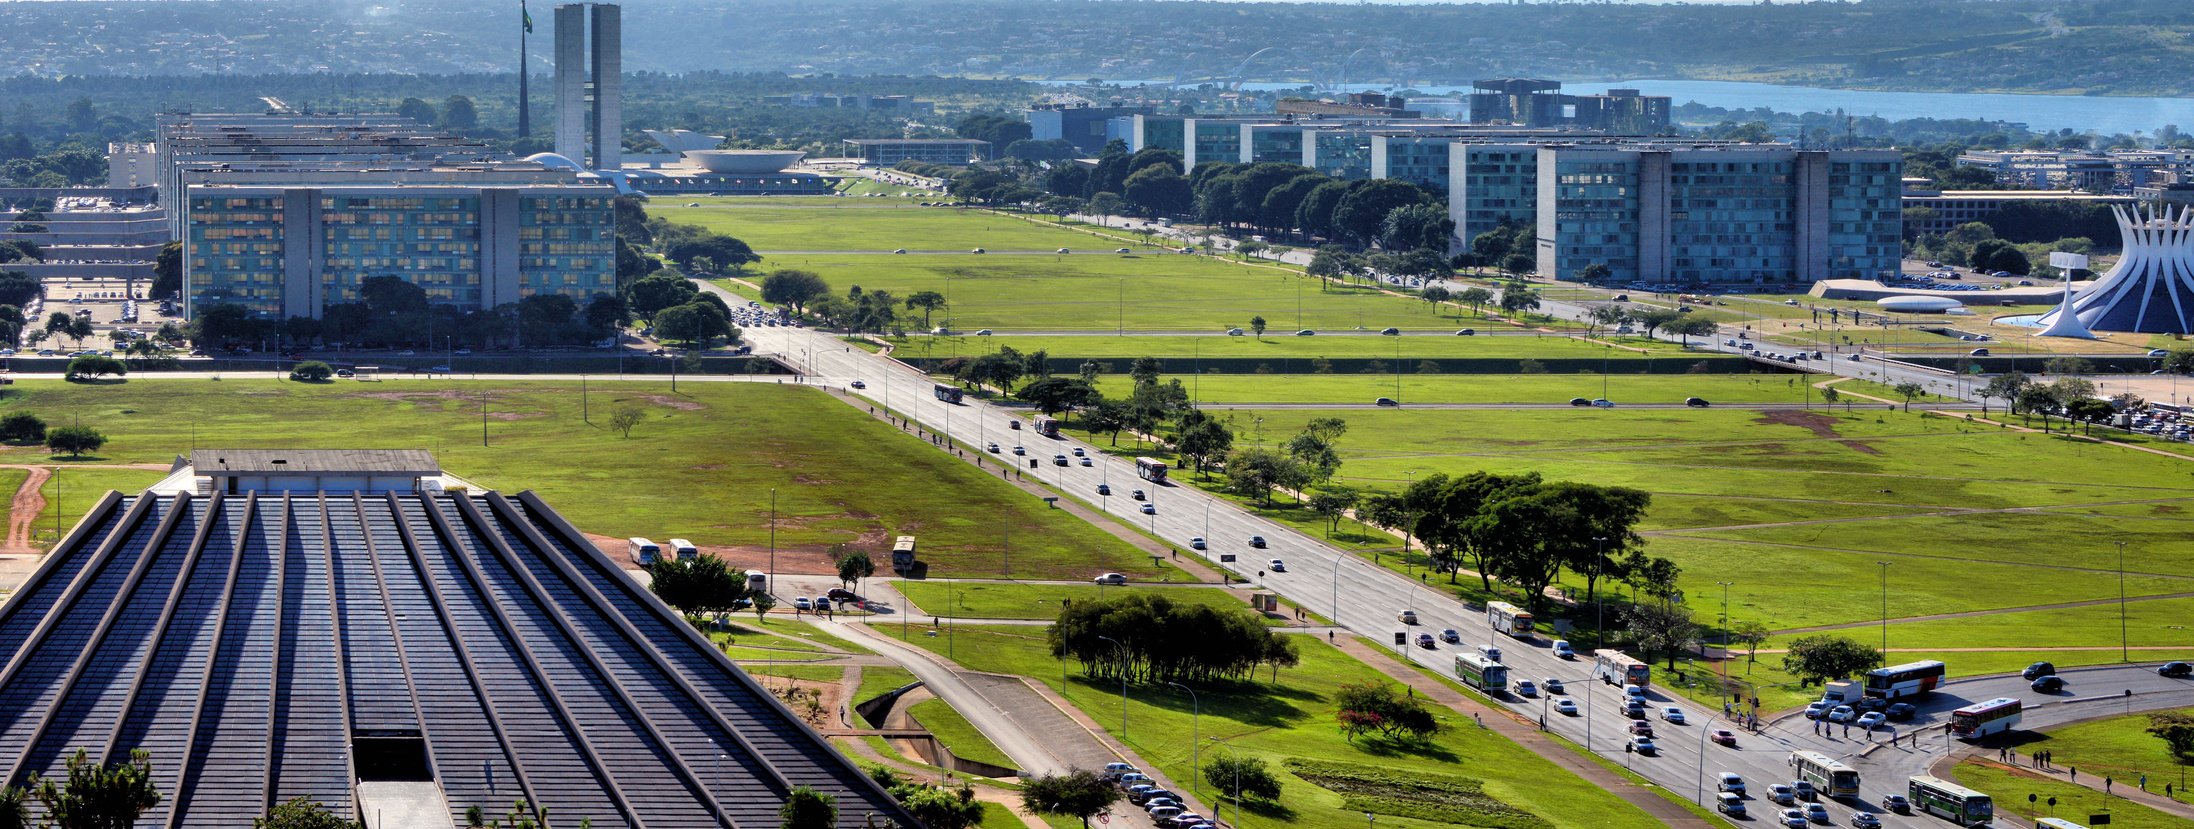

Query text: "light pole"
[769, 489, 778, 599]
[1717, 581, 1733, 682]
[1332, 553, 1345, 623]
[1168, 682, 1200, 794]
[2117, 540, 2128, 662]
[1694, 712, 1718, 807]
[1098, 635, 1129, 741]
[1593, 537, 1608, 650]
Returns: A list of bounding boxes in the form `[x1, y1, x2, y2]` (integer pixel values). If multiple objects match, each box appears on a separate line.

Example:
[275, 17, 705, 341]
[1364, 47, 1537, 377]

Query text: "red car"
[1710, 729, 1738, 747]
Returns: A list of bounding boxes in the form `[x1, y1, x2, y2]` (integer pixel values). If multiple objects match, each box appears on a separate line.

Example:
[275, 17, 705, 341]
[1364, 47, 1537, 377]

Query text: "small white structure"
[188, 449, 441, 494]
[1876, 295, 1964, 313]
[2036, 204, 2194, 334]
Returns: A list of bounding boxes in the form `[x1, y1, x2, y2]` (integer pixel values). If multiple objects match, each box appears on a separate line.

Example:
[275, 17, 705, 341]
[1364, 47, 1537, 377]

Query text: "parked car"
[1101, 762, 1138, 781]
[793, 597, 813, 611]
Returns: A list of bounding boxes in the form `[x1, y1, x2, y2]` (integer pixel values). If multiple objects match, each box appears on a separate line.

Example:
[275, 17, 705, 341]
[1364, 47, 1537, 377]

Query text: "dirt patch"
[4, 466, 51, 555]
[485, 411, 542, 421]
[625, 393, 706, 411]
[347, 390, 474, 403]
[1754, 410, 1882, 455]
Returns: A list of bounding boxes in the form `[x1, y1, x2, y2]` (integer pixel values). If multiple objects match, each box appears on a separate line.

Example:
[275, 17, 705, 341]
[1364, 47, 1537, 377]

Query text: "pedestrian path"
[1934, 751, 2194, 824]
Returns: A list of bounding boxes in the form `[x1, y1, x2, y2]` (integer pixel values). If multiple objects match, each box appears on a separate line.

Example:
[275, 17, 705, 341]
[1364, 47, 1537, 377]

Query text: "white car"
[1778, 810, 1810, 828]
[1826, 705, 1856, 723]
[1854, 712, 1885, 730]
[1767, 784, 1796, 805]
[1660, 707, 1687, 724]
[1094, 573, 1126, 585]
[1553, 698, 1578, 715]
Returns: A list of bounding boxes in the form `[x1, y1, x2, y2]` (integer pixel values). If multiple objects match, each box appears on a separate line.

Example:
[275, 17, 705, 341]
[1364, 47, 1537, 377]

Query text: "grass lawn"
[2013, 706, 2194, 789]
[1094, 372, 1831, 405]
[0, 466, 23, 535]
[36, 466, 167, 542]
[0, 380, 1166, 581]
[654, 202, 1127, 252]
[731, 617, 877, 655]
[875, 623, 1673, 829]
[855, 667, 919, 707]
[907, 697, 1019, 770]
[1952, 762, 2186, 829]
[894, 581, 1263, 622]
[716, 253, 1468, 332]
[742, 664, 845, 682]
[884, 332, 1690, 360]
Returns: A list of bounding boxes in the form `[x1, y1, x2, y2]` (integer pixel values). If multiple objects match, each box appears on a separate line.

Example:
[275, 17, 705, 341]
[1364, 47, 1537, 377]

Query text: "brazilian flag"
[522, 2, 534, 33]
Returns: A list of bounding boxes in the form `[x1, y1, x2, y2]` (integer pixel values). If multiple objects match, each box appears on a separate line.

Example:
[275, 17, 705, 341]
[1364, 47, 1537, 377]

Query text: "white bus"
[627, 537, 661, 565]
[1487, 601, 1534, 637]
[1454, 653, 1509, 694]
[891, 535, 918, 573]
[1949, 697, 2022, 740]
[1790, 751, 1860, 799]
[1866, 659, 1947, 699]
[745, 570, 769, 594]
[1135, 457, 1169, 484]
[2034, 819, 2087, 829]
[666, 538, 699, 562]
[1907, 775, 1992, 826]
[1033, 416, 1061, 437]
[1592, 649, 1650, 687]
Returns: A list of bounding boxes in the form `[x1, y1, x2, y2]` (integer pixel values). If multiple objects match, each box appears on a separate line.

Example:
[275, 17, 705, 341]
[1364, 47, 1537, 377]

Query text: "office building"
[106, 142, 157, 188]
[842, 138, 991, 166]
[1275, 93, 1416, 119]
[1899, 186, 2134, 236]
[1470, 79, 1670, 134]
[1534, 146, 1902, 285]
[184, 183, 614, 320]
[1028, 103, 1154, 154]
[552, 3, 620, 170]
[1955, 149, 2194, 194]
[0, 194, 164, 282]
[0, 450, 921, 829]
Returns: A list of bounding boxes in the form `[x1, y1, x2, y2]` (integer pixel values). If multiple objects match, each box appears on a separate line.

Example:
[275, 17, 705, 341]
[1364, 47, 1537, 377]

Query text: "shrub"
[45, 425, 105, 458]
[289, 360, 334, 382]
[0, 411, 44, 444]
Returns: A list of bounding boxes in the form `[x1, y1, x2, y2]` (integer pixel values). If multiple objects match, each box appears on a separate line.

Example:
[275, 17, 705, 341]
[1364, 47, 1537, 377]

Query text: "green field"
[878, 624, 1671, 829]
[0, 379, 1168, 580]
[855, 667, 919, 707]
[1952, 763, 2185, 829]
[2009, 705, 2194, 791]
[1093, 373, 1832, 405]
[894, 581, 1265, 622]
[908, 697, 1018, 770]
[37, 467, 167, 542]
[654, 201, 1144, 253]
[714, 253, 1471, 332]
[884, 333, 1684, 361]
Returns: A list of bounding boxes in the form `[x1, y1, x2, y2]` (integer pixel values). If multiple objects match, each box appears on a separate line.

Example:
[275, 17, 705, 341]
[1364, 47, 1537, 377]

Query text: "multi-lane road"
[722, 303, 2194, 829]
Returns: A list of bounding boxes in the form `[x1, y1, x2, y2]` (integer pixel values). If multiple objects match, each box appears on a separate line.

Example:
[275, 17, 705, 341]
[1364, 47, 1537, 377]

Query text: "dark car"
[1097, 483, 1112, 496]
[1685, 397, 1710, 408]
[1380, 327, 1401, 336]
[1570, 397, 1592, 407]
[2022, 662, 2056, 680]
[2031, 675, 2066, 693]
[1884, 702, 1917, 721]
[1375, 397, 1399, 407]
[826, 588, 860, 603]
[2160, 661, 2193, 678]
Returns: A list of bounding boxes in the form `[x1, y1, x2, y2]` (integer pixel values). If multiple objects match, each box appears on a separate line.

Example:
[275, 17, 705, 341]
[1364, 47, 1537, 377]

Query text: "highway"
[720, 302, 2194, 829]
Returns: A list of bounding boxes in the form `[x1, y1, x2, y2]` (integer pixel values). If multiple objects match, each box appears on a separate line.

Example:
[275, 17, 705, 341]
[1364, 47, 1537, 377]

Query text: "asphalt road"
[712, 291, 2194, 829]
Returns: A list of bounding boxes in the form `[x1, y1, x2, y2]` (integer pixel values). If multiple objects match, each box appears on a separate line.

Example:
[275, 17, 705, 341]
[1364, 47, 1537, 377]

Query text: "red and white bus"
[1865, 660, 1946, 699]
[1592, 649, 1651, 688]
[1135, 457, 1169, 483]
[1949, 697, 2022, 740]
[1033, 416, 1061, 437]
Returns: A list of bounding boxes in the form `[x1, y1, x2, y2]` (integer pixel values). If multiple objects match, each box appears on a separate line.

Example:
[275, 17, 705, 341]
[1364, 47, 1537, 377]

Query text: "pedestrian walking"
[2071, 767, 2078, 783]
[2105, 776, 2111, 794]
[2140, 774, 2147, 792]
[1474, 712, 1483, 728]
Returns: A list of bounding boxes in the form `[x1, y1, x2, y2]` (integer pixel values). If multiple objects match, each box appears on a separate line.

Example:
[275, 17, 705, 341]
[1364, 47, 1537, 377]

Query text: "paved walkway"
[1932, 753, 2194, 825]
[1327, 636, 1715, 828]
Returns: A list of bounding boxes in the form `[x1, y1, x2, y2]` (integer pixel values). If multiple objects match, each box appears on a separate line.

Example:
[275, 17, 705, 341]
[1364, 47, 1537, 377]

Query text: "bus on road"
[1592, 650, 1650, 688]
[1033, 416, 1061, 437]
[1455, 653, 1508, 694]
[1866, 659, 1947, 699]
[891, 535, 918, 573]
[933, 384, 964, 404]
[1907, 775, 1992, 826]
[1790, 751, 1860, 799]
[1135, 457, 1169, 483]
[1949, 697, 2022, 740]
[1487, 601, 1534, 637]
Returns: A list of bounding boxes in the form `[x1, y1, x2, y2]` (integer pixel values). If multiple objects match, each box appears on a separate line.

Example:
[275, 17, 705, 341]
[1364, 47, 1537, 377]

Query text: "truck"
[1822, 680, 1864, 704]
[891, 535, 918, 573]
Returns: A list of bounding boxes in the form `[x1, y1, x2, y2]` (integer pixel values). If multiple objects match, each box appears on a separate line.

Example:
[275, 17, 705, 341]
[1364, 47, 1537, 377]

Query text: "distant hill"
[5, 0, 2192, 96]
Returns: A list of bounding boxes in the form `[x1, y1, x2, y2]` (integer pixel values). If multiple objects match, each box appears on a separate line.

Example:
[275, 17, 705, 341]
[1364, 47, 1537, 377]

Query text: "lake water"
[1076, 78, 2194, 135]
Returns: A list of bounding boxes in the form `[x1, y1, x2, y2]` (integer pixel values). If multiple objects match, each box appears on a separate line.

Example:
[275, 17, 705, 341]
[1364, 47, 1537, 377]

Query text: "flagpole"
[517, 0, 532, 137]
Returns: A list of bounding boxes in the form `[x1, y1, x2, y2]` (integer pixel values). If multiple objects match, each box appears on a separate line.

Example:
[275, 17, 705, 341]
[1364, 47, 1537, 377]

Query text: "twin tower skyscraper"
[521, 2, 621, 171]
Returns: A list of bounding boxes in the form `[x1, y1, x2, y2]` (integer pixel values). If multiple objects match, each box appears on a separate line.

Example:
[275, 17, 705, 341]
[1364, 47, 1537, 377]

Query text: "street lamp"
[1876, 561, 1891, 655]
[1098, 635, 1129, 740]
[1593, 536, 1609, 649]
[2117, 540, 2128, 662]
[1168, 682, 1200, 794]
[1694, 712, 1719, 807]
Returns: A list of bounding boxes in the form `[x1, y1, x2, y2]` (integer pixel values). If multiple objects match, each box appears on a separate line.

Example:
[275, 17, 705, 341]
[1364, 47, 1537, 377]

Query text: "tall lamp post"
[1168, 682, 1200, 794]
[1098, 635, 1129, 741]
[1876, 561, 1891, 655]
[2117, 540, 2128, 662]
[1593, 536, 1608, 649]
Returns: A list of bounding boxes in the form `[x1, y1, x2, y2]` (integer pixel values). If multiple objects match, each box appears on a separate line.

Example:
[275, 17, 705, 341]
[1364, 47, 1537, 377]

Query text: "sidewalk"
[1934, 752, 2194, 824]
[1328, 636, 1715, 828]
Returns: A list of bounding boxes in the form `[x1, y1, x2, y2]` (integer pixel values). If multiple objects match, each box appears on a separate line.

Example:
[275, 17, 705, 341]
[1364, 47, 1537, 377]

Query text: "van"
[1715, 793, 1746, 816]
[627, 537, 661, 565]
[666, 538, 699, 561]
[1476, 644, 1503, 663]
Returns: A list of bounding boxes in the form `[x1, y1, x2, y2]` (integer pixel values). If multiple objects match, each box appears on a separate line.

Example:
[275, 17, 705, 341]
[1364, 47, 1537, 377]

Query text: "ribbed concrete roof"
[0, 488, 917, 828]
[189, 449, 439, 475]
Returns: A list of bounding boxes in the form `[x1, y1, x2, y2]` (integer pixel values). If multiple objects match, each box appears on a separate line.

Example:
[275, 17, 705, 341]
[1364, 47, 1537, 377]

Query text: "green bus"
[1455, 653, 1509, 694]
[1908, 775, 1992, 826]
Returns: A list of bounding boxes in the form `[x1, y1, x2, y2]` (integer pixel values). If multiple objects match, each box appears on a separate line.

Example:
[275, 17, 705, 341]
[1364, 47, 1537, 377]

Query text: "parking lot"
[9, 277, 173, 355]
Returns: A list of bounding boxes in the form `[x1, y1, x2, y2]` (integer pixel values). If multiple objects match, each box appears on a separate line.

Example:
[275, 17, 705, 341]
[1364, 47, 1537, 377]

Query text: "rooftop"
[189, 448, 439, 475]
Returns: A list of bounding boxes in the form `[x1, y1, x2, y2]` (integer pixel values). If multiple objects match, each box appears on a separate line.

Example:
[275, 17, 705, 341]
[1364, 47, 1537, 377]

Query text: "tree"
[609, 405, 645, 438]
[32, 748, 160, 829]
[2147, 710, 2194, 763]
[1624, 600, 1701, 670]
[1019, 770, 1119, 829]
[626, 273, 699, 320]
[1631, 308, 1682, 340]
[1729, 620, 1772, 664]
[647, 554, 747, 621]
[1332, 179, 1431, 247]
[1454, 287, 1493, 319]
[439, 95, 479, 130]
[894, 783, 983, 829]
[777, 786, 836, 829]
[1017, 377, 1101, 419]
[396, 97, 437, 125]
[1174, 416, 1234, 477]
[1579, 263, 1613, 284]
[1122, 165, 1192, 216]
[289, 360, 334, 382]
[750, 591, 777, 622]
[835, 549, 875, 592]
[1499, 253, 1536, 278]
[1586, 305, 1628, 338]
[761, 269, 830, 315]
[1780, 635, 1884, 687]
[1497, 286, 1541, 316]
[2065, 397, 2116, 434]
[151, 241, 182, 299]
[1981, 370, 2032, 413]
[1667, 316, 1719, 347]
[1223, 447, 1300, 505]
[1332, 681, 1441, 743]
[1204, 754, 1283, 801]
[904, 290, 947, 329]
[1889, 381, 1925, 412]
[1248, 315, 1267, 339]
[1082, 401, 1133, 446]
[0, 412, 45, 444]
[1379, 202, 1453, 252]
[64, 354, 126, 381]
[653, 302, 733, 348]
[256, 797, 361, 829]
[2043, 355, 2095, 376]
[1307, 488, 1358, 536]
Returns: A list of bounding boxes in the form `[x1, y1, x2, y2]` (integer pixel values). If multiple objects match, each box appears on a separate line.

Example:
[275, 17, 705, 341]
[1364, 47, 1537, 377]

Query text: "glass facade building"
[1666, 155, 1796, 283]
[1373, 136, 1453, 197]
[186, 185, 615, 319]
[1824, 159, 1904, 279]
[1450, 145, 1540, 245]
[1541, 150, 1643, 280]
